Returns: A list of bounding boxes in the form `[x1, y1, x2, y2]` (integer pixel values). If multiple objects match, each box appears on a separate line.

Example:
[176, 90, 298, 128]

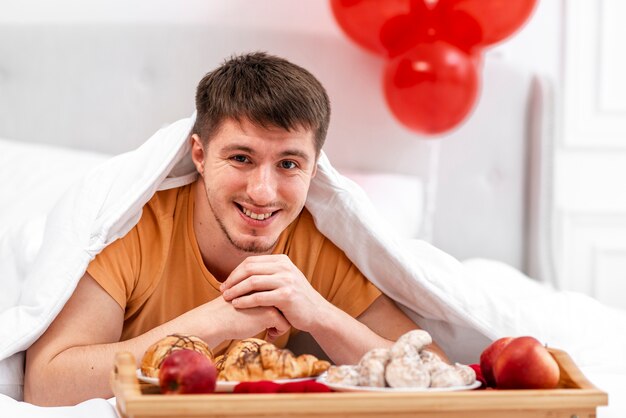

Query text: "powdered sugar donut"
[419, 350, 448, 374]
[430, 365, 466, 388]
[452, 363, 477, 386]
[358, 348, 390, 387]
[389, 330, 433, 359]
[384, 356, 430, 388]
[325, 364, 361, 386]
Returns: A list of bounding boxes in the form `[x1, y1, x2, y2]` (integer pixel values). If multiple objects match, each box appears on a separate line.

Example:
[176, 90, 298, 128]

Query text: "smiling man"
[24, 52, 445, 406]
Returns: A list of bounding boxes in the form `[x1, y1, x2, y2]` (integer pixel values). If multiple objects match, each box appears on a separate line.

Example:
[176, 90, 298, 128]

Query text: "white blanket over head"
[1, 115, 625, 415]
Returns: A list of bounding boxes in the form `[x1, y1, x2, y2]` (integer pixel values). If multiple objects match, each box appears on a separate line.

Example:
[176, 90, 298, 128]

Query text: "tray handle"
[548, 348, 597, 389]
[111, 352, 142, 399]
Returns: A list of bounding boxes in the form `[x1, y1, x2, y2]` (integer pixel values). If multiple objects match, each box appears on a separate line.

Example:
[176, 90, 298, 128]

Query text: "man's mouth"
[237, 204, 276, 221]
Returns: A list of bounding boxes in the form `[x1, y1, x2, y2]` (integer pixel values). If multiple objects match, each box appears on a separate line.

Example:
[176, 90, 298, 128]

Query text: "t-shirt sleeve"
[310, 238, 382, 319]
[86, 227, 141, 311]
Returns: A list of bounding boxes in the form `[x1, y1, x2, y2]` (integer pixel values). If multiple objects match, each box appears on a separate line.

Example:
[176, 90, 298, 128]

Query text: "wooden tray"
[111, 348, 607, 418]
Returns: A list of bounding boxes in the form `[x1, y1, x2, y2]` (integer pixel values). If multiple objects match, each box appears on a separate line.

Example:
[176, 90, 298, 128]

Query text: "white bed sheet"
[0, 138, 624, 417]
[461, 259, 626, 418]
[0, 396, 117, 418]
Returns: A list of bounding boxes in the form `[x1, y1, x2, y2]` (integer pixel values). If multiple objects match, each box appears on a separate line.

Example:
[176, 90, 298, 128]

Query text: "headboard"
[0, 22, 551, 279]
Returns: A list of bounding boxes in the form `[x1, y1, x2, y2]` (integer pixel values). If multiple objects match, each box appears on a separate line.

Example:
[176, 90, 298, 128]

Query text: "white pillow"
[0, 139, 110, 236]
[338, 169, 426, 240]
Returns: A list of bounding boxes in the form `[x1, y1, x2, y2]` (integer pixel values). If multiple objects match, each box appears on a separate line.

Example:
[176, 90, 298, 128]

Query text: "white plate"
[316, 373, 481, 393]
[136, 369, 314, 393]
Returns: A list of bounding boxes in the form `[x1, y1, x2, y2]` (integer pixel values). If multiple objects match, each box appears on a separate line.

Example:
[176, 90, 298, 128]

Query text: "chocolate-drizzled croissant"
[296, 354, 331, 378]
[140, 334, 213, 378]
[217, 338, 329, 381]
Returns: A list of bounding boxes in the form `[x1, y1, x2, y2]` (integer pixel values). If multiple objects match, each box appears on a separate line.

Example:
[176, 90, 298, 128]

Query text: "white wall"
[555, 0, 626, 310]
[488, 0, 561, 82]
[0, 0, 334, 31]
[490, 0, 626, 312]
[1, 0, 560, 68]
[0, 0, 561, 88]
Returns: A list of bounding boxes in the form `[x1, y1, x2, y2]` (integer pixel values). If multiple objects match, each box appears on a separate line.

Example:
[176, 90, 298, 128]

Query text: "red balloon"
[378, 1, 437, 58]
[383, 41, 480, 135]
[439, 0, 537, 49]
[330, 0, 411, 56]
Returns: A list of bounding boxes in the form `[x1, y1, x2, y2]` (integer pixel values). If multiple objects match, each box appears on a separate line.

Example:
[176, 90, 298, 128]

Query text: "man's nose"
[247, 165, 278, 205]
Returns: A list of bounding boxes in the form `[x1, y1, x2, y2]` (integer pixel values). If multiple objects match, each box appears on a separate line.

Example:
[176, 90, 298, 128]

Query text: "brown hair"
[192, 52, 331, 154]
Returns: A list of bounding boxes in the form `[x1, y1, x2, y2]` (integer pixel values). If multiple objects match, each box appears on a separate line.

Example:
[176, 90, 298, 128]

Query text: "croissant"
[217, 338, 328, 381]
[220, 338, 266, 372]
[140, 334, 213, 378]
[296, 354, 331, 378]
[265, 344, 301, 379]
[214, 354, 225, 372]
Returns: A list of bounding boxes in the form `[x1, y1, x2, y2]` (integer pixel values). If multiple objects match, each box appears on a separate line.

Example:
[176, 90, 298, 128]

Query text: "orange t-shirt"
[87, 181, 381, 355]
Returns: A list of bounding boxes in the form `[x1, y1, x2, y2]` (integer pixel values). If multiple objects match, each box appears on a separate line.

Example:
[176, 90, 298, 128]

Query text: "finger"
[221, 255, 289, 291]
[222, 274, 283, 301]
[265, 330, 278, 343]
[267, 309, 291, 338]
[241, 254, 286, 263]
[265, 326, 288, 342]
[231, 289, 285, 310]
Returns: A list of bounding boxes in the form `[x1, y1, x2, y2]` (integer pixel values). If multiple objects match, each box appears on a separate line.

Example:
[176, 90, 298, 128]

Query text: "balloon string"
[422, 140, 441, 242]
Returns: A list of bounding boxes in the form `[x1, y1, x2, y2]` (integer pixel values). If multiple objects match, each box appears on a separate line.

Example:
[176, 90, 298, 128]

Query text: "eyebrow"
[278, 149, 311, 163]
[221, 144, 311, 163]
[222, 144, 255, 155]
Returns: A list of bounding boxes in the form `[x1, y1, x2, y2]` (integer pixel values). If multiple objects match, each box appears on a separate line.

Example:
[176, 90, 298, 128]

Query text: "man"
[24, 52, 445, 406]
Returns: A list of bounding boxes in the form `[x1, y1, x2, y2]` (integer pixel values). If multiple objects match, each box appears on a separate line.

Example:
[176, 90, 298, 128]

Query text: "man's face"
[193, 118, 317, 254]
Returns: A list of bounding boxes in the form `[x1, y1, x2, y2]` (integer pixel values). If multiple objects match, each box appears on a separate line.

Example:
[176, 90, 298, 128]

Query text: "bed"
[1, 18, 625, 418]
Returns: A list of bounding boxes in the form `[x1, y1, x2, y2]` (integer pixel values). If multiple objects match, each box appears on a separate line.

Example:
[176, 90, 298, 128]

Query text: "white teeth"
[242, 207, 273, 220]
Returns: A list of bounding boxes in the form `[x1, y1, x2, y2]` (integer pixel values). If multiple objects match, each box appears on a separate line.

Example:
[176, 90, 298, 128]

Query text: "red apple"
[159, 349, 217, 394]
[480, 336, 514, 387]
[493, 336, 560, 389]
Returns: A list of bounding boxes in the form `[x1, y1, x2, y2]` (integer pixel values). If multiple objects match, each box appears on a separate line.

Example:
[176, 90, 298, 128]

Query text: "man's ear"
[311, 158, 318, 178]
[190, 134, 205, 176]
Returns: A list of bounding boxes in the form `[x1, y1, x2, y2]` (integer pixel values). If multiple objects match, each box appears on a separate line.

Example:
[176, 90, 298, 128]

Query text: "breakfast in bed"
[137, 330, 486, 394]
[136, 328, 570, 397]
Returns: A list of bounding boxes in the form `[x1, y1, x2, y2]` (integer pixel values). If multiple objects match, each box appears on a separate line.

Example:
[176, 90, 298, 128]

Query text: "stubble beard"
[205, 188, 278, 254]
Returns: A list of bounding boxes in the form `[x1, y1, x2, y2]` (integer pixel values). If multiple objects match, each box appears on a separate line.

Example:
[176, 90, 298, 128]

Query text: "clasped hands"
[219, 254, 328, 340]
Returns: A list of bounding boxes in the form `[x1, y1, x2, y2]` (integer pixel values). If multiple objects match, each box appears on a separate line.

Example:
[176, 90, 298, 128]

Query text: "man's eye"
[280, 160, 297, 170]
[232, 155, 248, 163]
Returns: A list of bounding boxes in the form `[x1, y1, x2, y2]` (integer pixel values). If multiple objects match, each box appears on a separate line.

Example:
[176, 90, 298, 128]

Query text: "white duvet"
[1, 115, 625, 417]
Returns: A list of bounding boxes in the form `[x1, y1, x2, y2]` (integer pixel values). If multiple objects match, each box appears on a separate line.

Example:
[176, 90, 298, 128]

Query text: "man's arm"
[301, 293, 448, 365]
[25, 272, 290, 406]
[221, 255, 448, 365]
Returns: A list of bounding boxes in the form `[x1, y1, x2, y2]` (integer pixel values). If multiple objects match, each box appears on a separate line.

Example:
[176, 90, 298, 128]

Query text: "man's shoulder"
[129, 184, 192, 242]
